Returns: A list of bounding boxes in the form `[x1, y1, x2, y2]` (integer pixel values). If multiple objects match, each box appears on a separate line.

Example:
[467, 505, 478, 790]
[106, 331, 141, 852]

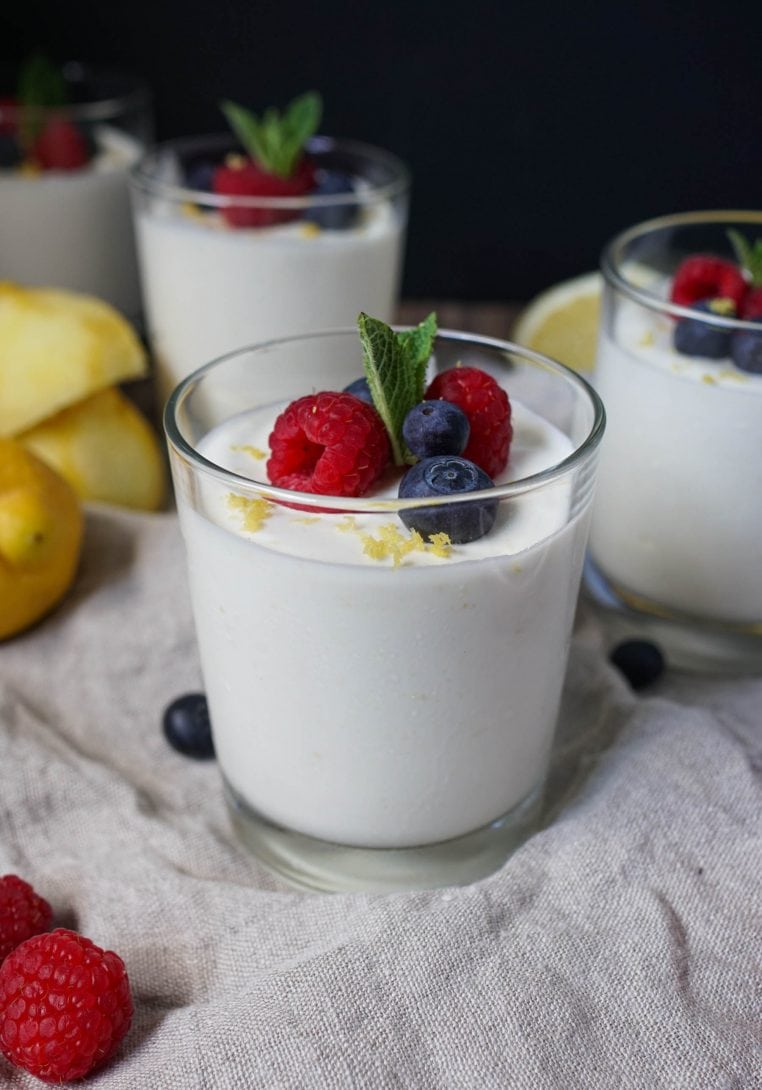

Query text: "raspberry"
[741, 286, 762, 319]
[0, 928, 132, 1083]
[268, 391, 389, 497]
[0, 876, 52, 962]
[213, 154, 315, 228]
[670, 255, 747, 311]
[424, 367, 512, 478]
[33, 117, 89, 171]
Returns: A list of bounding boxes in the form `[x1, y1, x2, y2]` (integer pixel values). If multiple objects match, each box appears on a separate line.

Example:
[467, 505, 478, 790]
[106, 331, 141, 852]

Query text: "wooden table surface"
[398, 300, 523, 338]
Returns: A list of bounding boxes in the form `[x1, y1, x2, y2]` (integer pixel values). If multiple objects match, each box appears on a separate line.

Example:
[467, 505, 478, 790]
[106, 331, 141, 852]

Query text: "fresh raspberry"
[670, 255, 747, 311]
[213, 153, 315, 228]
[0, 928, 132, 1083]
[268, 391, 389, 496]
[0, 876, 52, 962]
[424, 367, 512, 478]
[0, 96, 17, 137]
[33, 117, 89, 171]
[741, 286, 762, 319]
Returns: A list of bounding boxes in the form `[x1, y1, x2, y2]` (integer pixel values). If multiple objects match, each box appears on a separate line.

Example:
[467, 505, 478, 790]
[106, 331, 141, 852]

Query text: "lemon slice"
[0, 439, 83, 640]
[512, 271, 602, 372]
[18, 387, 166, 512]
[0, 282, 147, 437]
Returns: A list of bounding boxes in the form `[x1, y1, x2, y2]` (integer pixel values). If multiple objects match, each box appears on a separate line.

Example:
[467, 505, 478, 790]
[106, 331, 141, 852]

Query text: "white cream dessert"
[0, 126, 143, 318]
[136, 197, 404, 404]
[590, 271, 762, 626]
[178, 391, 589, 850]
[133, 92, 408, 403]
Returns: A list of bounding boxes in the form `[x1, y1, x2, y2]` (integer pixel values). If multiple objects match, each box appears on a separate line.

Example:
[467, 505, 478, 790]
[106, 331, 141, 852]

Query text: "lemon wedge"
[0, 439, 83, 640]
[512, 271, 602, 372]
[0, 282, 147, 437]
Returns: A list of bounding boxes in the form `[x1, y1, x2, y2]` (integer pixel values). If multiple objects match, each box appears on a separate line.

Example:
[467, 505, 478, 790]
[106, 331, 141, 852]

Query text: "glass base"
[584, 557, 762, 675]
[224, 778, 544, 894]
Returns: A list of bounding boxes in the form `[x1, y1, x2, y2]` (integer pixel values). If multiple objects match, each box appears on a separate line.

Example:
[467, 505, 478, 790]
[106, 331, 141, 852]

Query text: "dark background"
[4, 0, 762, 302]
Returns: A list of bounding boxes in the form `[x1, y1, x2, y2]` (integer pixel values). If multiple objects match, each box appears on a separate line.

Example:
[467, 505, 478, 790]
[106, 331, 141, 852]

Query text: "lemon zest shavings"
[226, 493, 274, 532]
[231, 443, 267, 461]
[359, 522, 452, 567]
[299, 222, 322, 239]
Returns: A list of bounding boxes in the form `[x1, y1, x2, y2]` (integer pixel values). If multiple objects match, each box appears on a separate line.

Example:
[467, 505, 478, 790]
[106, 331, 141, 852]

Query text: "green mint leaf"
[358, 312, 438, 466]
[219, 92, 322, 179]
[17, 54, 66, 110]
[17, 55, 67, 149]
[727, 229, 762, 288]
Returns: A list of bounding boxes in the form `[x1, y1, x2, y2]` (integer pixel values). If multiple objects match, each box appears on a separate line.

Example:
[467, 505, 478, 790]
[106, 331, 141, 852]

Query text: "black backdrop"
[4, 0, 762, 302]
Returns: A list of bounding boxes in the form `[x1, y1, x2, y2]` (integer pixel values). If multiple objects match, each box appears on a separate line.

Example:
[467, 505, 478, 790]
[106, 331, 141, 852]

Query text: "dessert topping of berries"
[672, 297, 735, 359]
[0, 875, 52, 962]
[398, 456, 497, 544]
[213, 93, 321, 228]
[0, 928, 132, 1083]
[305, 168, 358, 230]
[730, 319, 762, 374]
[267, 391, 389, 496]
[402, 399, 470, 458]
[424, 367, 512, 478]
[670, 255, 747, 312]
[32, 115, 89, 170]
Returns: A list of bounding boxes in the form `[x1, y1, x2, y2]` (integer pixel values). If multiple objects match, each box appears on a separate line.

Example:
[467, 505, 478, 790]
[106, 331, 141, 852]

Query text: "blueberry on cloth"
[163, 693, 215, 759]
[730, 319, 762, 374]
[402, 399, 470, 458]
[305, 169, 358, 230]
[398, 455, 496, 544]
[673, 299, 733, 359]
[343, 377, 373, 403]
[609, 640, 665, 691]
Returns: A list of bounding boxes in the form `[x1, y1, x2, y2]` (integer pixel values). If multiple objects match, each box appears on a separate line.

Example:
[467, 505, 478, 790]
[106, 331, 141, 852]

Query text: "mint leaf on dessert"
[728, 229, 762, 287]
[220, 92, 322, 179]
[358, 312, 438, 466]
[17, 55, 67, 149]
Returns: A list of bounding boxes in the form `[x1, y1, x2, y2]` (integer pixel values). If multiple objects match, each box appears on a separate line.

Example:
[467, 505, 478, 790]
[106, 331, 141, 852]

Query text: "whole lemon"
[0, 439, 83, 640]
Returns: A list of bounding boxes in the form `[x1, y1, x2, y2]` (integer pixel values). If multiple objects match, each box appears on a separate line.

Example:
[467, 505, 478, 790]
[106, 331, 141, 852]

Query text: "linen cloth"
[0, 505, 759, 1089]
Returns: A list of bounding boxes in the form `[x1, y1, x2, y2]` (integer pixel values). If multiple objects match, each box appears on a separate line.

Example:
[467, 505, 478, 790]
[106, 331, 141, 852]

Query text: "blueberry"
[305, 169, 358, 230]
[673, 299, 733, 358]
[0, 133, 20, 169]
[343, 377, 373, 403]
[403, 400, 470, 458]
[398, 455, 496, 544]
[730, 319, 762, 374]
[163, 693, 215, 759]
[185, 158, 216, 193]
[609, 640, 665, 691]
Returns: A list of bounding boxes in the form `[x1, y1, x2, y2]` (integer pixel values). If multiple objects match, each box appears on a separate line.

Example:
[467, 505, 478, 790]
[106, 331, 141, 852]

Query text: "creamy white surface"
[176, 401, 591, 848]
[0, 127, 143, 317]
[137, 201, 404, 404]
[590, 294, 762, 624]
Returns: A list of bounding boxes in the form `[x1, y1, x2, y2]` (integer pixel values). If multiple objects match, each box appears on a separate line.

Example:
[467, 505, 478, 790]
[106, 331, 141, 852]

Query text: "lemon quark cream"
[177, 396, 590, 849]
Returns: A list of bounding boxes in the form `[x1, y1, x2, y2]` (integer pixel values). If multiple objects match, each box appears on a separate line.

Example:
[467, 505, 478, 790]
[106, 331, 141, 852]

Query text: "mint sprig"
[220, 92, 322, 179]
[728, 229, 762, 287]
[16, 54, 67, 149]
[358, 312, 438, 466]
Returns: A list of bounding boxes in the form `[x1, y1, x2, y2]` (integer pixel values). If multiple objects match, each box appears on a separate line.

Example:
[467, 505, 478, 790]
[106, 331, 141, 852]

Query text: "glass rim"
[600, 209, 762, 331]
[164, 327, 606, 515]
[130, 133, 411, 210]
[0, 63, 151, 125]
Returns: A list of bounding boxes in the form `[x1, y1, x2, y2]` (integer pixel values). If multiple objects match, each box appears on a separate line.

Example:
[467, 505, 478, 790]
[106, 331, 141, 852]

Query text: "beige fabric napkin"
[0, 506, 760, 1088]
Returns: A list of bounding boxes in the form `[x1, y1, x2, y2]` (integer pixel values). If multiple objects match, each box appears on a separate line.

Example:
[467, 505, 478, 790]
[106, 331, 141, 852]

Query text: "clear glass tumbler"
[0, 62, 152, 320]
[131, 135, 410, 405]
[165, 329, 604, 892]
[586, 210, 762, 673]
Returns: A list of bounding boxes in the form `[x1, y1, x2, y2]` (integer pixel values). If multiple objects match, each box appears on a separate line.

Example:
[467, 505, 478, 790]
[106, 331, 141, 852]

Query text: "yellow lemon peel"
[227, 493, 274, 532]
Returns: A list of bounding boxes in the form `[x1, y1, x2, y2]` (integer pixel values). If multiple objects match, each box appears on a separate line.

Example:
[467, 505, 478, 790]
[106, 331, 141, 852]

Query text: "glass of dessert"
[0, 57, 151, 320]
[131, 93, 410, 405]
[164, 314, 604, 892]
[586, 210, 762, 673]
